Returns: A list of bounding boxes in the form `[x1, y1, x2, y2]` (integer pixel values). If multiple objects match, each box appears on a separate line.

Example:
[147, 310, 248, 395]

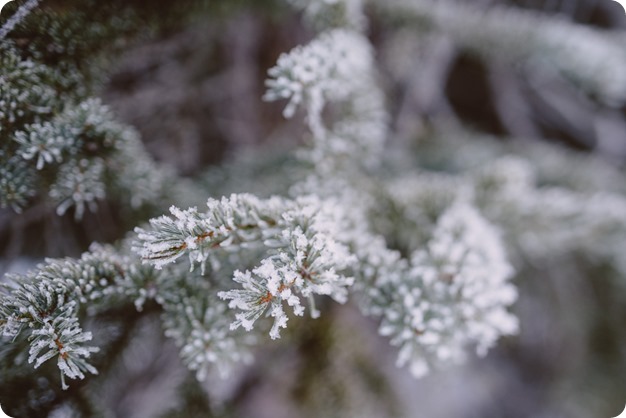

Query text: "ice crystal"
[49, 158, 106, 219]
[28, 315, 99, 390]
[264, 29, 374, 121]
[137, 193, 356, 339]
[14, 122, 68, 170]
[0, 44, 56, 129]
[380, 203, 518, 377]
[218, 223, 355, 339]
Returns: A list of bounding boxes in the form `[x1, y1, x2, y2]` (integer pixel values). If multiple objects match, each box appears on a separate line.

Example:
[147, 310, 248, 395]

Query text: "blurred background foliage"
[1, 0, 626, 417]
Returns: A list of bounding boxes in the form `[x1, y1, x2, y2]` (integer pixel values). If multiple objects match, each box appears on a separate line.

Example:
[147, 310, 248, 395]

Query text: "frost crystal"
[0, 0, 542, 395]
[0, 44, 55, 129]
[49, 158, 106, 220]
[14, 122, 67, 170]
[28, 316, 99, 390]
[136, 193, 356, 340]
[380, 203, 518, 377]
[265, 28, 387, 173]
[134, 194, 285, 270]
[264, 28, 374, 124]
[218, 222, 355, 339]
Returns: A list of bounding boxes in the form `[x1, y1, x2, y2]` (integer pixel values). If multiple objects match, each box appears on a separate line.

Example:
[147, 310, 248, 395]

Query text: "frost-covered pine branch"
[379, 203, 517, 377]
[264, 27, 387, 173]
[3, 95, 174, 218]
[1, 0, 523, 394]
[135, 194, 356, 340]
[379, 0, 626, 106]
[3, 0, 626, 416]
[0, 0, 40, 40]
[0, 244, 134, 389]
[388, 127, 626, 280]
[0, 5, 197, 219]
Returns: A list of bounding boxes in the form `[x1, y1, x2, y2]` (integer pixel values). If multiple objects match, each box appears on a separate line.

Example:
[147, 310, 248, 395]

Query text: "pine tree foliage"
[1, 0, 626, 416]
[382, 0, 626, 105]
[401, 129, 626, 262]
[0, 0, 40, 40]
[1, 0, 518, 391]
[0, 244, 129, 389]
[263, 26, 386, 172]
[0, 1, 194, 219]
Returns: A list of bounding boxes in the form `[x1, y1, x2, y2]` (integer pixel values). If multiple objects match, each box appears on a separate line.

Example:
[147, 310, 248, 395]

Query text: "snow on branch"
[383, 0, 626, 105]
[379, 203, 517, 377]
[0, 244, 135, 389]
[134, 194, 286, 271]
[264, 28, 387, 171]
[0, 0, 531, 395]
[136, 194, 356, 339]
[0, 0, 40, 40]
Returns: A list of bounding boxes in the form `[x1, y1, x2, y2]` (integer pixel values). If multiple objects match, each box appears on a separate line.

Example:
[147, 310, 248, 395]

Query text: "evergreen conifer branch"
[157, 269, 255, 382]
[264, 27, 387, 174]
[379, 203, 517, 377]
[2, 0, 626, 415]
[386, 135, 626, 281]
[0, 244, 146, 389]
[3, 96, 175, 218]
[0, 0, 40, 40]
[379, 0, 626, 105]
[0, 3, 203, 220]
[135, 194, 357, 340]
